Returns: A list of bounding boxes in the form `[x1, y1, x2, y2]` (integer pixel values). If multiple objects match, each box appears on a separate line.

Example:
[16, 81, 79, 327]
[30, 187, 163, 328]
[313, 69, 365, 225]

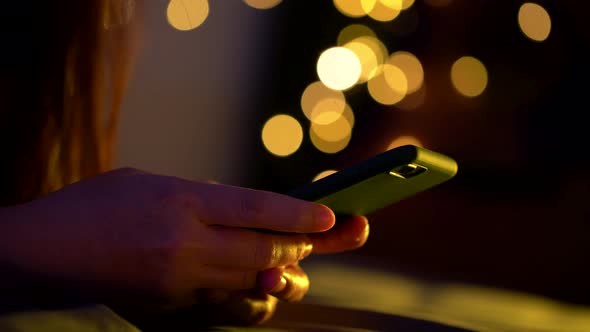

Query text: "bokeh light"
[301, 81, 347, 125]
[313, 169, 338, 182]
[401, 0, 415, 10]
[388, 51, 424, 94]
[344, 36, 389, 84]
[333, 0, 367, 18]
[451, 56, 488, 97]
[518, 3, 551, 42]
[243, 0, 282, 10]
[310, 104, 355, 154]
[368, 64, 408, 105]
[262, 114, 303, 157]
[345, 41, 380, 84]
[337, 24, 376, 46]
[317, 47, 362, 91]
[167, 0, 209, 31]
[363, 0, 403, 22]
[388, 136, 423, 150]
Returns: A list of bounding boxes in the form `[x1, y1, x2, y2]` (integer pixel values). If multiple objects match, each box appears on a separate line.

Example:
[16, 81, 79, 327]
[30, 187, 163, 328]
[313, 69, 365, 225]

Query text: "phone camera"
[389, 163, 428, 179]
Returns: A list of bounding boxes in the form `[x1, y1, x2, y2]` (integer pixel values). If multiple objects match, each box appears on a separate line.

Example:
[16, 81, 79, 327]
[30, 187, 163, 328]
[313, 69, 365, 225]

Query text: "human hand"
[4, 168, 336, 307]
[175, 215, 369, 326]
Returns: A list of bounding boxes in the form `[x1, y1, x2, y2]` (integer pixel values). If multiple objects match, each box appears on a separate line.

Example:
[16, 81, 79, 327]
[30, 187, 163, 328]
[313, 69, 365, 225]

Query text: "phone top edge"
[287, 145, 422, 201]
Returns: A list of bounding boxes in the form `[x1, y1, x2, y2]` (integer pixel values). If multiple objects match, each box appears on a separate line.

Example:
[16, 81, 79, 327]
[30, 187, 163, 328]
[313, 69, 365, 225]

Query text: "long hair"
[0, 1, 139, 206]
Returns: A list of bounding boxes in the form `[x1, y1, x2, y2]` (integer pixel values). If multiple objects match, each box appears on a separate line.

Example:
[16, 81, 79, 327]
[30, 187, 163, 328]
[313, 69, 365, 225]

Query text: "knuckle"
[237, 193, 265, 225]
[253, 236, 276, 268]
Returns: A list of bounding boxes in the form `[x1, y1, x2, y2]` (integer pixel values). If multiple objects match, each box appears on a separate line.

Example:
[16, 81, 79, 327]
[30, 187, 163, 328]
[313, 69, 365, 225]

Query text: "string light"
[518, 3, 551, 42]
[243, 0, 282, 10]
[262, 115, 303, 157]
[166, 0, 209, 31]
[451, 56, 488, 98]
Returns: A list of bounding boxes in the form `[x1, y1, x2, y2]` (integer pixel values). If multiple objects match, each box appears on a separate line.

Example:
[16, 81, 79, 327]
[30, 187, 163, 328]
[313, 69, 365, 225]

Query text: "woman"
[0, 0, 369, 328]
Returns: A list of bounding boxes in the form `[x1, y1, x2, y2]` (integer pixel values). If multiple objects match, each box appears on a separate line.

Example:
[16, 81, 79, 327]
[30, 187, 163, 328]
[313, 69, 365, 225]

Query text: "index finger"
[190, 182, 335, 233]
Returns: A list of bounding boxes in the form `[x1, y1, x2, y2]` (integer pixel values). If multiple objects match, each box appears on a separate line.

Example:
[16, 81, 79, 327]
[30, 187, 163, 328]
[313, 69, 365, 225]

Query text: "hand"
[176, 215, 370, 326]
[3, 167, 336, 307]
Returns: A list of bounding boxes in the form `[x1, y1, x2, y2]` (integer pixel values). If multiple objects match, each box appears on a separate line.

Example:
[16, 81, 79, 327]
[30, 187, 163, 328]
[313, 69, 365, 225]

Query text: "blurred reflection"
[297, 260, 590, 332]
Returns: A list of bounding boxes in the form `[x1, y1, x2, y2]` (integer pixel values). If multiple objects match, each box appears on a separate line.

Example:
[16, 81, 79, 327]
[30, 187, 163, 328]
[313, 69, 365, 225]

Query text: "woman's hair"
[0, 1, 139, 205]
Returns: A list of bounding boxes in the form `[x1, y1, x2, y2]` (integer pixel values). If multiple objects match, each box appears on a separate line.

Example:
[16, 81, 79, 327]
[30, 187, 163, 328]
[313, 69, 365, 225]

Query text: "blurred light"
[451, 56, 488, 97]
[337, 24, 376, 46]
[167, 0, 209, 31]
[397, 84, 427, 110]
[313, 170, 338, 182]
[424, 0, 453, 7]
[342, 36, 389, 84]
[311, 129, 352, 154]
[388, 136, 423, 150]
[243, 0, 282, 10]
[364, 0, 402, 22]
[317, 47, 362, 91]
[262, 114, 303, 157]
[368, 64, 408, 105]
[401, 0, 415, 10]
[310, 104, 354, 154]
[301, 81, 346, 125]
[311, 106, 354, 142]
[388, 51, 424, 94]
[333, 0, 368, 18]
[518, 3, 551, 42]
[344, 41, 380, 84]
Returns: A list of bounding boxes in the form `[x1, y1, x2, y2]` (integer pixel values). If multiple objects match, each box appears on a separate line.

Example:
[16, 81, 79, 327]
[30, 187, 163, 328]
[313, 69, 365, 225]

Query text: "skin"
[0, 167, 369, 325]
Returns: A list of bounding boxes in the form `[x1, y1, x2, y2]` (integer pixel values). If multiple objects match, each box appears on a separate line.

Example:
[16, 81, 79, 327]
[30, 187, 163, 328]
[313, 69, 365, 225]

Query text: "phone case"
[287, 145, 458, 216]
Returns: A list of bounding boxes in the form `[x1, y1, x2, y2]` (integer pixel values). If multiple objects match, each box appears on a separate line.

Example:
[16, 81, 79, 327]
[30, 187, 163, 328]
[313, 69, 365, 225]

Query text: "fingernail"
[269, 276, 287, 294]
[355, 223, 370, 243]
[314, 205, 335, 230]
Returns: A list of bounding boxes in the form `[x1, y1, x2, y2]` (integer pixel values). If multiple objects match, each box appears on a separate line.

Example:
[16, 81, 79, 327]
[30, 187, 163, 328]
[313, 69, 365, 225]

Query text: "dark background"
[242, 0, 590, 306]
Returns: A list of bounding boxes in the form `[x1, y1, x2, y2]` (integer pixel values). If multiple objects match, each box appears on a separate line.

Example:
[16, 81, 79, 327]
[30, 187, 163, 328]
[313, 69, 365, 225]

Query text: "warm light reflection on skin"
[450, 56, 488, 97]
[301, 81, 347, 125]
[313, 170, 338, 182]
[333, 0, 367, 18]
[368, 64, 408, 105]
[167, 0, 209, 31]
[388, 51, 424, 94]
[261, 114, 303, 157]
[243, 0, 282, 10]
[364, 0, 402, 22]
[388, 136, 423, 150]
[317, 47, 362, 91]
[518, 3, 551, 42]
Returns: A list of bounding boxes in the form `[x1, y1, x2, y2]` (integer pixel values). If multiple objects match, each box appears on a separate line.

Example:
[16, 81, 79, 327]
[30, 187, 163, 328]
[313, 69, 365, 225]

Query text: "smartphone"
[287, 145, 458, 217]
